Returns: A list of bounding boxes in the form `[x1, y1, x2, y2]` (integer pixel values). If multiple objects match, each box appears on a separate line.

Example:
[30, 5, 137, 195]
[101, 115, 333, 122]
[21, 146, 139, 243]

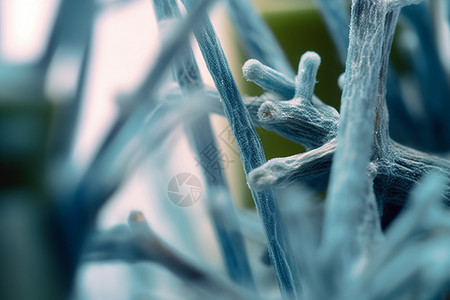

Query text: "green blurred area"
[0, 100, 62, 300]
[0, 101, 52, 198]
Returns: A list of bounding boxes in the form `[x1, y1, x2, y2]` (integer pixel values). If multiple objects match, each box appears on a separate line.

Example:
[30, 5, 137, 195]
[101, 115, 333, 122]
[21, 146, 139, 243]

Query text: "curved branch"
[248, 140, 335, 191]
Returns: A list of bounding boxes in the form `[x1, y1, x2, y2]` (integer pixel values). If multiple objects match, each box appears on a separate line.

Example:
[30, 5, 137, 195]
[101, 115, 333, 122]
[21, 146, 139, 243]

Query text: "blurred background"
[0, 0, 344, 299]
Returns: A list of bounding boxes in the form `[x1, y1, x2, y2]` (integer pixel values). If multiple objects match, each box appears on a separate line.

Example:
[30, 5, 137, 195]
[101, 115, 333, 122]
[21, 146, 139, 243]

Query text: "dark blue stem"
[313, 0, 350, 63]
[402, 3, 450, 152]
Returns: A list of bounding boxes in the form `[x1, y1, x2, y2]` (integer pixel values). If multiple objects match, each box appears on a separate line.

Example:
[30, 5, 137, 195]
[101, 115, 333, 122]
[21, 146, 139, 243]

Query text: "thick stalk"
[322, 0, 388, 280]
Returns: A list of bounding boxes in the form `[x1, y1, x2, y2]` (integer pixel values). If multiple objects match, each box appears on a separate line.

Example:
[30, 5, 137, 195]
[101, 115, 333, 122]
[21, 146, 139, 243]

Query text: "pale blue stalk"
[180, 0, 301, 297]
[322, 0, 390, 278]
[225, 0, 294, 77]
[313, 0, 419, 149]
[151, 0, 255, 289]
[322, 0, 430, 283]
[371, 7, 400, 174]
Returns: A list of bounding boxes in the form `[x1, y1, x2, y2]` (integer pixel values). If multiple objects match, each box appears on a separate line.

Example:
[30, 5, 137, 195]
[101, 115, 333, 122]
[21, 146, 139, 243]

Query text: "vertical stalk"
[372, 10, 400, 159]
[152, 0, 255, 289]
[180, 0, 302, 298]
[322, 0, 388, 277]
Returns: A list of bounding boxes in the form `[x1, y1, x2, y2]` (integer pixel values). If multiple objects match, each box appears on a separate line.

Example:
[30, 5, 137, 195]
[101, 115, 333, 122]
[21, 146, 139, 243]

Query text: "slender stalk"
[151, 0, 255, 289]
[180, 0, 302, 297]
[372, 10, 400, 159]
